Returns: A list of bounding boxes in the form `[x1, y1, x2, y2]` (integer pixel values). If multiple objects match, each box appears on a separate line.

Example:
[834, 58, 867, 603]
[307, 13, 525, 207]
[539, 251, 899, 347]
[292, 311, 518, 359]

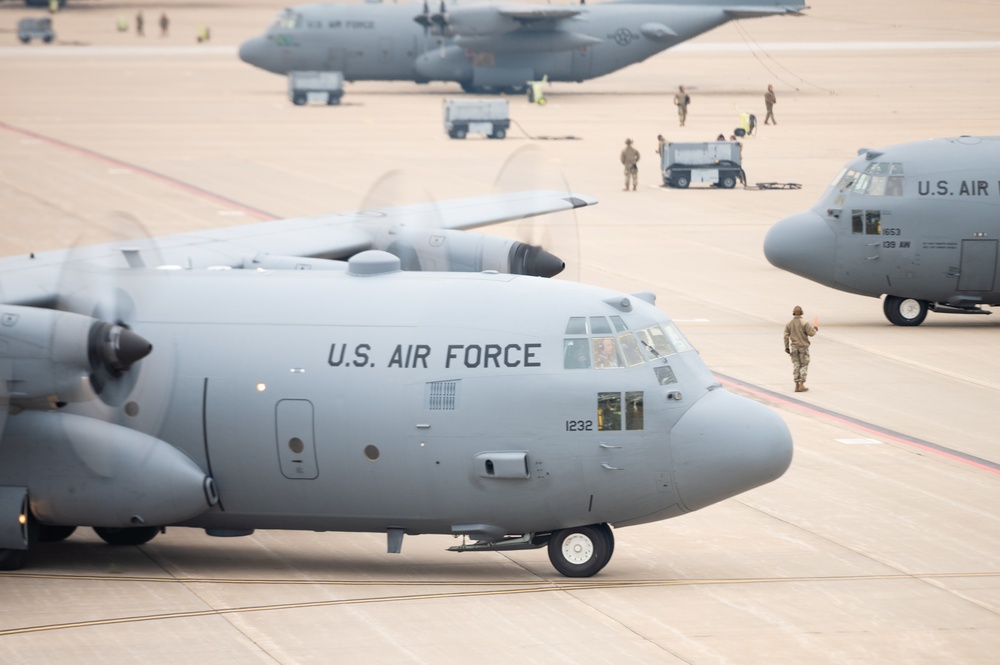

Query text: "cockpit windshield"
[829, 162, 904, 205]
[563, 316, 692, 370]
[273, 10, 303, 30]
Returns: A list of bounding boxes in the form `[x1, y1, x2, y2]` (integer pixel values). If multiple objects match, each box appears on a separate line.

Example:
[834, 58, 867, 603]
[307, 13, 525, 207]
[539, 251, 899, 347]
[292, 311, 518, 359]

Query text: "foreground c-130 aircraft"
[765, 136, 1000, 326]
[0, 190, 792, 576]
[238, 0, 807, 93]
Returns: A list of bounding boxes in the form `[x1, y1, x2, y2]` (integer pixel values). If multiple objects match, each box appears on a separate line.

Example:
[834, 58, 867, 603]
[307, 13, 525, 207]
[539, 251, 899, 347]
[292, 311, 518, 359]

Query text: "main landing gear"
[547, 523, 615, 578]
[883, 295, 928, 326]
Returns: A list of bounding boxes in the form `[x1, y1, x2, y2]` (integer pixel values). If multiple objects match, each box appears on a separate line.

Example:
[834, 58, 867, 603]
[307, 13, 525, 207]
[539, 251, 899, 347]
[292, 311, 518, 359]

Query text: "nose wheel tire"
[93, 526, 160, 546]
[547, 524, 614, 577]
[883, 295, 928, 326]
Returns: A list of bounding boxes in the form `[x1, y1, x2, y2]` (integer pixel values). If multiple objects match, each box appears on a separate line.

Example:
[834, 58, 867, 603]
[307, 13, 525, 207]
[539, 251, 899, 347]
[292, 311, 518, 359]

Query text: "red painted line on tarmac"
[0, 121, 280, 221]
[716, 373, 1000, 476]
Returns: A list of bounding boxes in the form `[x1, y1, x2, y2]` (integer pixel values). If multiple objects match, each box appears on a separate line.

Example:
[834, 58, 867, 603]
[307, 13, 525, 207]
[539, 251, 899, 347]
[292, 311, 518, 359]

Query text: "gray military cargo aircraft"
[0, 190, 792, 577]
[238, 0, 807, 93]
[764, 136, 1000, 326]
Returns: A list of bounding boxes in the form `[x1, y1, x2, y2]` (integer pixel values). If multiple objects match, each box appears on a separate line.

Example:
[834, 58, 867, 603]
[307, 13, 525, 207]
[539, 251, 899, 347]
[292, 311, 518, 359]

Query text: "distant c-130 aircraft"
[239, 0, 807, 94]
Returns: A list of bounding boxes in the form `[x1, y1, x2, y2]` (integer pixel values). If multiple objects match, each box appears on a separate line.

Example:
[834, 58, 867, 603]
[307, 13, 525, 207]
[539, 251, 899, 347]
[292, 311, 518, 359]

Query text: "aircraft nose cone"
[670, 389, 792, 513]
[239, 36, 269, 70]
[763, 211, 837, 285]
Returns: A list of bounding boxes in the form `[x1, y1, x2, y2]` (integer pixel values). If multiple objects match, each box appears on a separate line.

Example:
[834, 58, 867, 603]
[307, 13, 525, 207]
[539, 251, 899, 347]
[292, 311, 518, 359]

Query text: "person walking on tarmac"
[764, 84, 777, 125]
[620, 139, 640, 191]
[673, 85, 690, 127]
[784, 305, 818, 392]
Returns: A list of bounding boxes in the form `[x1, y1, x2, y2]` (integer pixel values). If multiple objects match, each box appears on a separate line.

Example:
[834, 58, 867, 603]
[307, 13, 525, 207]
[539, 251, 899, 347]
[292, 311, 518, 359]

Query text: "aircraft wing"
[0, 190, 597, 306]
[724, 3, 810, 19]
[497, 7, 584, 22]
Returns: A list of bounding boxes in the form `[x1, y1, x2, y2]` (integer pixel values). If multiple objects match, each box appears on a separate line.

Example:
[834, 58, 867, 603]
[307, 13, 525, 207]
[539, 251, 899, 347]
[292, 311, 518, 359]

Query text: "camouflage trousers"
[789, 345, 810, 383]
[624, 165, 637, 189]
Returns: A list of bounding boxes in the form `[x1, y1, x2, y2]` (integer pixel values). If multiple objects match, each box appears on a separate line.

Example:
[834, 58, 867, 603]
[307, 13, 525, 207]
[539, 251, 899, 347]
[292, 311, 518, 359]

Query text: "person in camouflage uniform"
[620, 138, 640, 191]
[784, 305, 818, 392]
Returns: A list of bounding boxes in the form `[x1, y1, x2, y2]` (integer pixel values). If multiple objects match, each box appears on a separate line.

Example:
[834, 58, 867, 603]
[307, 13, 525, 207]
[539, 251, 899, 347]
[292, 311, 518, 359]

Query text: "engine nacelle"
[1, 411, 216, 528]
[0, 306, 152, 405]
[373, 227, 564, 277]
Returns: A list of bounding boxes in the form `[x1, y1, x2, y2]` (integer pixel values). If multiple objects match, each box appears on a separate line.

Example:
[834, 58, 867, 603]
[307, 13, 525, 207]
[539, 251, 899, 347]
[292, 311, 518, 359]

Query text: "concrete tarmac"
[1, 0, 999, 662]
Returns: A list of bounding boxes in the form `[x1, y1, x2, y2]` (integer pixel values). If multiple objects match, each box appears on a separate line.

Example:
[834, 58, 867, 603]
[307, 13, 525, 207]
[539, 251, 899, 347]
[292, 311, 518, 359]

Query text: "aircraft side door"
[957, 239, 998, 291]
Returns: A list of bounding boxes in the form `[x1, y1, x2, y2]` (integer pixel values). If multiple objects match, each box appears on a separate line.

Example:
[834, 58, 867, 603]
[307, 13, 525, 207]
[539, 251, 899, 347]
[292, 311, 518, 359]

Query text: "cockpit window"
[847, 162, 905, 197]
[275, 10, 303, 30]
[592, 337, 622, 369]
[563, 339, 590, 369]
[563, 320, 692, 369]
[589, 316, 612, 334]
[660, 322, 693, 354]
[618, 333, 644, 366]
[833, 168, 858, 190]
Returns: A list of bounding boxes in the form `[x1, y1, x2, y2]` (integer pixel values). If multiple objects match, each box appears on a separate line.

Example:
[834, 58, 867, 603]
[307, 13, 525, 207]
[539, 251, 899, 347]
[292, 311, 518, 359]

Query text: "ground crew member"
[764, 84, 777, 125]
[673, 85, 689, 127]
[621, 139, 639, 191]
[655, 134, 667, 186]
[784, 305, 817, 392]
[159, 13, 170, 37]
[135, 10, 144, 36]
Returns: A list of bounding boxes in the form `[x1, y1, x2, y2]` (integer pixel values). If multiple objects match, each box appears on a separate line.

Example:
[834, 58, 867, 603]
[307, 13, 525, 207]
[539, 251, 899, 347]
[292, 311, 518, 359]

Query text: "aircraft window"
[889, 163, 904, 175]
[660, 322, 693, 354]
[835, 169, 858, 190]
[852, 173, 871, 194]
[589, 317, 612, 334]
[592, 337, 622, 369]
[852, 210, 863, 234]
[565, 317, 586, 334]
[865, 210, 881, 235]
[869, 176, 887, 196]
[563, 339, 591, 369]
[597, 392, 622, 431]
[618, 334, 644, 367]
[611, 316, 628, 332]
[654, 365, 677, 385]
[638, 326, 675, 358]
[886, 176, 904, 196]
[625, 391, 644, 430]
[276, 12, 303, 30]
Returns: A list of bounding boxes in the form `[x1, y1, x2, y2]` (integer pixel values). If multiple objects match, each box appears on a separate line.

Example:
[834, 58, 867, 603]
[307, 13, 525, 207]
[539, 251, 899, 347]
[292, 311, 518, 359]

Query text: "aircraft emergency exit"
[238, 0, 807, 93]
[0, 190, 792, 577]
[764, 136, 1000, 326]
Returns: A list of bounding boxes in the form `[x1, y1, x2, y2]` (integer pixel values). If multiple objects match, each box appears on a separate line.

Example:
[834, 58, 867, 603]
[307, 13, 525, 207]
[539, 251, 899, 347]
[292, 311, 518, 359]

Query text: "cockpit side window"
[597, 392, 622, 431]
[563, 338, 591, 369]
[610, 316, 628, 332]
[565, 317, 587, 335]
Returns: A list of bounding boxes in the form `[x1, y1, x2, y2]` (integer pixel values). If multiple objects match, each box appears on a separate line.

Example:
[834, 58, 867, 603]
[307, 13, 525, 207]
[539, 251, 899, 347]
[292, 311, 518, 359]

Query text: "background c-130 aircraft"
[0, 190, 792, 577]
[765, 136, 1000, 326]
[239, 0, 807, 93]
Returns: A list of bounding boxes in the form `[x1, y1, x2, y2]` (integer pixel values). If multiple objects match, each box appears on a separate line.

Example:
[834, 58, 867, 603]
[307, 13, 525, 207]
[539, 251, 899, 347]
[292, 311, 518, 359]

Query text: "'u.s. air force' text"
[328, 343, 542, 369]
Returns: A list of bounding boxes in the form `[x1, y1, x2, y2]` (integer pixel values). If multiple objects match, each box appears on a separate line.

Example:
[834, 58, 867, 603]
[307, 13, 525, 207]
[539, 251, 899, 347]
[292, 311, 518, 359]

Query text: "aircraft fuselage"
[764, 136, 1000, 325]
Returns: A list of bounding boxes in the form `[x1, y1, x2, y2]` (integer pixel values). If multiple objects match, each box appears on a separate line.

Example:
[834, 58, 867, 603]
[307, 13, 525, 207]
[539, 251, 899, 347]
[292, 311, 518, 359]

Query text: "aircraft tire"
[94, 526, 160, 546]
[0, 510, 38, 571]
[883, 296, 928, 326]
[547, 524, 612, 578]
[39, 525, 77, 542]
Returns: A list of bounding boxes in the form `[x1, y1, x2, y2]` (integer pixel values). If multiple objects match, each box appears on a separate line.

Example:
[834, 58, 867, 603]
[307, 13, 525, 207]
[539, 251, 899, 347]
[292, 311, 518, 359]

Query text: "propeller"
[492, 145, 582, 282]
[414, 0, 432, 32]
[51, 210, 169, 421]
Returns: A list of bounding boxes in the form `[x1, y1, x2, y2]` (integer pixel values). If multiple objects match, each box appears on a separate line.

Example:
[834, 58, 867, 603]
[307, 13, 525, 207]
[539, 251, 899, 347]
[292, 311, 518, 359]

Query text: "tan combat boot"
[794, 381, 803, 392]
